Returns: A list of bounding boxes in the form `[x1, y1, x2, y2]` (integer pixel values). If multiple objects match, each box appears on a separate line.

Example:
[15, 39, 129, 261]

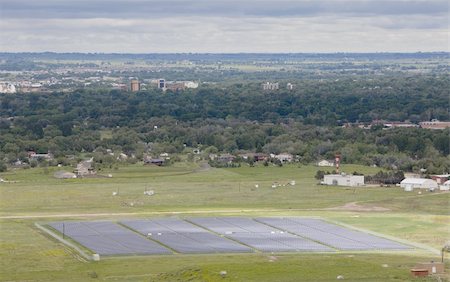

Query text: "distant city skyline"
[0, 0, 448, 53]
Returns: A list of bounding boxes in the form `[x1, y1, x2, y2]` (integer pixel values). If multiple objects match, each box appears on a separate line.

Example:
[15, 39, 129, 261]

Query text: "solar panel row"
[188, 217, 334, 252]
[49, 221, 171, 256]
[255, 217, 410, 250]
[120, 218, 252, 254]
[288, 218, 410, 250]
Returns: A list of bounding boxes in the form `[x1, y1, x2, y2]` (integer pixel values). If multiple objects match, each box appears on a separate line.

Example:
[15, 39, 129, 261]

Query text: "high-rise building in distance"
[130, 79, 140, 92]
[158, 79, 166, 90]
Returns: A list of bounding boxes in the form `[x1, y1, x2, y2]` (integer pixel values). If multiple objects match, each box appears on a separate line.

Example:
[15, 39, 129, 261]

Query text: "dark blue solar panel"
[48, 217, 409, 255]
[189, 217, 334, 252]
[256, 217, 410, 250]
[121, 218, 253, 254]
[49, 221, 172, 255]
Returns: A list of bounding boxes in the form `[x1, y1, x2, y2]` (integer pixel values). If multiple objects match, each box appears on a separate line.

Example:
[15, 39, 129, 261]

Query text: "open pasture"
[1, 163, 449, 281]
[1, 163, 448, 216]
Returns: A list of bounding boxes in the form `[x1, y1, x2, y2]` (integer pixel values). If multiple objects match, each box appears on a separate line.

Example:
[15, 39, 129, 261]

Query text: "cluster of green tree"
[365, 171, 406, 184]
[208, 160, 242, 168]
[2, 75, 448, 124]
[0, 76, 448, 173]
[315, 170, 335, 180]
[1, 117, 448, 173]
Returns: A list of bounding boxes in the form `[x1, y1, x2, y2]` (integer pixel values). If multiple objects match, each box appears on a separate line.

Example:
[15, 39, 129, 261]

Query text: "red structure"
[335, 154, 341, 173]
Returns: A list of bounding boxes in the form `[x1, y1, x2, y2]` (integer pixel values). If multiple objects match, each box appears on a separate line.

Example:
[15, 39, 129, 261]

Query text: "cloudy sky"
[0, 0, 448, 53]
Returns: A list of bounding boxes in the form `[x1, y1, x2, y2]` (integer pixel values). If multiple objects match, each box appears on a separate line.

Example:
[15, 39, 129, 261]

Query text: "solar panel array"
[256, 217, 410, 250]
[48, 217, 411, 256]
[188, 217, 333, 252]
[120, 218, 252, 254]
[49, 221, 172, 255]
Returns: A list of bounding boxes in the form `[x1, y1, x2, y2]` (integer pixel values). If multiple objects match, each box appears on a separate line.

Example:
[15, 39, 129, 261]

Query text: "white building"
[439, 180, 450, 191]
[0, 82, 16, 93]
[271, 153, 293, 163]
[262, 82, 279, 90]
[400, 178, 438, 191]
[286, 83, 294, 90]
[317, 160, 334, 167]
[323, 174, 365, 187]
[420, 119, 450, 130]
[184, 81, 199, 89]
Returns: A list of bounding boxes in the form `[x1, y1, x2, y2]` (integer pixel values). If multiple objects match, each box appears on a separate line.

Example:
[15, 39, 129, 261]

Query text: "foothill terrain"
[0, 53, 449, 281]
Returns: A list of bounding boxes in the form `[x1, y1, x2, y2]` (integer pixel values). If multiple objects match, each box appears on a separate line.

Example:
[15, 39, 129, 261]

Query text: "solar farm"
[46, 217, 411, 257]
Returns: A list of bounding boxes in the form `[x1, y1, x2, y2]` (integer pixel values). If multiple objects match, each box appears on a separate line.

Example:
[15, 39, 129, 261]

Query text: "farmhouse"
[271, 153, 294, 163]
[323, 174, 365, 187]
[28, 151, 54, 161]
[400, 178, 438, 191]
[239, 153, 268, 162]
[217, 154, 236, 164]
[144, 157, 164, 166]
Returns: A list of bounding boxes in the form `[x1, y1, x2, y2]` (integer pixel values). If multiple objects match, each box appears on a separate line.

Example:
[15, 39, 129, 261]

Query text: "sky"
[0, 0, 448, 53]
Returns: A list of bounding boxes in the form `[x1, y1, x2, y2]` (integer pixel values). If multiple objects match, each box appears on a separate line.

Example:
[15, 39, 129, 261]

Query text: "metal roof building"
[400, 178, 438, 191]
[323, 174, 365, 187]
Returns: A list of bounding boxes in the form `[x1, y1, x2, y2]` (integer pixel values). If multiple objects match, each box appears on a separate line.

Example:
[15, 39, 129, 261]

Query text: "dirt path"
[0, 207, 329, 219]
[194, 162, 212, 172]
[326, 202, 390, 212]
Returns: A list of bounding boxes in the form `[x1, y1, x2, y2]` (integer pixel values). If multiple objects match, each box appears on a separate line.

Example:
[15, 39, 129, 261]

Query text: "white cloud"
[1, 8, 448, 52]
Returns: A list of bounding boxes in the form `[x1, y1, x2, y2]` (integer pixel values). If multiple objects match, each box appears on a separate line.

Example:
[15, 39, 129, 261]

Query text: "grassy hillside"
[1, 163, 449, 281]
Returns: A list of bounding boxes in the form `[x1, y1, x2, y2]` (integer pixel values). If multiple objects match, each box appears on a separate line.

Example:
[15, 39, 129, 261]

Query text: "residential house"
[217, 154, 236, 164]
[239, 153, 268, 162]
[271, 153, 293, 163]
[28, 151, 54, 162]
[144, 155, 164, 166]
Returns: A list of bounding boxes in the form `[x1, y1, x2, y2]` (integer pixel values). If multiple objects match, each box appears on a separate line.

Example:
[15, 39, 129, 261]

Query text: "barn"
[400, 178, 438, 191]
[323, 174, 365, 187]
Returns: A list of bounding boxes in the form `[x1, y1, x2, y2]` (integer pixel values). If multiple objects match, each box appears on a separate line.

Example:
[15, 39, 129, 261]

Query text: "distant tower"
[158, 78, 166, 91]
[130, 79, 140, 92]
[335, 154, 341, 173]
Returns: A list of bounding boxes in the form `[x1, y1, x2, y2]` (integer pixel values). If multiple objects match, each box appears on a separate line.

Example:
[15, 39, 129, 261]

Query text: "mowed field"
[0, 163, 449, 281]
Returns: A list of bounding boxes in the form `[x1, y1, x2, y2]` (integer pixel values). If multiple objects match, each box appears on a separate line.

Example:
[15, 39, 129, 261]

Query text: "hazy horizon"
[1, 51, 449, 54]
[1, 0, 448, 53]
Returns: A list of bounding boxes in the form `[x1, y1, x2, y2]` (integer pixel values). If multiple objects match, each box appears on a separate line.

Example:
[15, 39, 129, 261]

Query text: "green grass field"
[1, 163, 449, 281]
